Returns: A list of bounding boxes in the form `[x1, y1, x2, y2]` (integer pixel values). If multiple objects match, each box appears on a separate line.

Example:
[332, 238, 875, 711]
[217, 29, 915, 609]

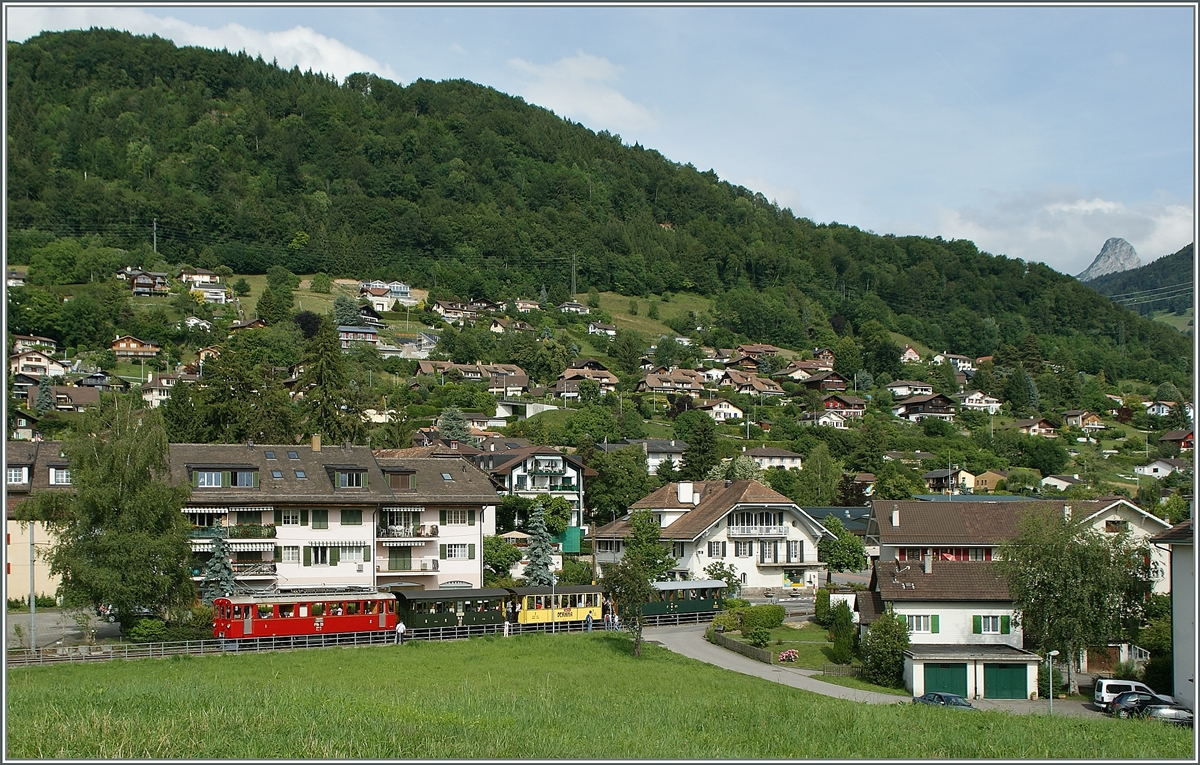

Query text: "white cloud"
[507, 50, 658, 135]
[935, 189, 1194, 275]
[5, 7, 398, 82]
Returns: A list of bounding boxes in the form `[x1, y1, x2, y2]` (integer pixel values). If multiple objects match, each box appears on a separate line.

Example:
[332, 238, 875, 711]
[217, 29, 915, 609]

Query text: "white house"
[886, 380, 933, 399]
[476, 446, 590, 535]
[933, 353, 976, 373]
[954, 391, 1002, 415]
[799, 410, 847, 429]
[1135, 458, 1191, 478]
[178, 316, 214, 331]
[192, 285, 228, 304]
[593, 480, 833, 593]
[587, 321, 617, 337]
[1151, 520, 1194, 711]
[337, 326, 379, 348]
[557, 301, 590, 315]
[900, 345, 922, 363]
[1040, 474, 1082, 492]
[695, 398, 744, 423]
[745, 446, 803, 471]
[9, 351, 66, 378]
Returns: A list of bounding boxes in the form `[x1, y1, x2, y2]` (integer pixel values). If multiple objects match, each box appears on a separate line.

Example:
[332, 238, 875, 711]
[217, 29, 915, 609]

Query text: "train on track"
[212, 580, 727, 640]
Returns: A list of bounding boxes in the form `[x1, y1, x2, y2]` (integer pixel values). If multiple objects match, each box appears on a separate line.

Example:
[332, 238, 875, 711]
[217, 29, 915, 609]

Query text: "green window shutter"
[303, 546, 311, 567]
[468, 509, 475, 526]
[411, 475, 416, 489]
[468, 543, 476, 560]
[440, 509, 447, 525]
[329, 546, 339, 567]
[253, 472, 260, 488]
[439, 544, 447, 560]
[363, 546, 370, 563]
[313, 510, 328, 529]
[222, 471, 231, 487]
[191, 471, 200, 487]
[274, 546, 282, 563]
[362, 472, 367, 488]
[972, 615, 982, 634]
[274, 509, 282, 525]
[1001, 615, 1010, 634]
[301, 508, 308, 526]
[931, 615, 940, 634]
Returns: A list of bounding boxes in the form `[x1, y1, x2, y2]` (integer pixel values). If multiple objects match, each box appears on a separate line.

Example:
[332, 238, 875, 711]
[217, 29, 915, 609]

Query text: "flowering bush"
[777, 649, 799, 663]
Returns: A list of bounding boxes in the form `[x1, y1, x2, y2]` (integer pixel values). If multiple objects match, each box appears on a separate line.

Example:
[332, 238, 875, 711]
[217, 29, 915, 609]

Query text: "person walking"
[602, 598, 612, 631]
[395, 619, 406, 645]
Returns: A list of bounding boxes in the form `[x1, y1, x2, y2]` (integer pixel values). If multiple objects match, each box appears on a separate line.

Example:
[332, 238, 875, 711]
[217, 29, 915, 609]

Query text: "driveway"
[644, 623, 1107, 718]
[6, 609, 122, 650]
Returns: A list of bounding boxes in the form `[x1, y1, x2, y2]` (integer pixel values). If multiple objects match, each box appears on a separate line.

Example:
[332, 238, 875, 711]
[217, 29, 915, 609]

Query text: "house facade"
[1150, 520, 1194, 712]
[1014, 418, 1057, 437]
[111, 335, 160, 358]
[954, 391, 1002, 415]
[800, 410, 846, 429]
[587, 322, 617, 337]
[822, 394, 867, 419]
[1135, 458, 1190, 478]
[9, 351, 66, 378]
[886, 380, 933, 399]
[1062, 410, 1104, 431]
[921, 468, 976, 494]
[5, 441, 69, 600]
[745, 446, 802, 471]
[476, 446, 591, 541]
[892, 394, 957, 422]
[140, 373, 200, 408]
[593, 480, 833, 593]
[695, 398, 744, 423]
[337, 326, 379, 348]
[26, 385, 100, 413]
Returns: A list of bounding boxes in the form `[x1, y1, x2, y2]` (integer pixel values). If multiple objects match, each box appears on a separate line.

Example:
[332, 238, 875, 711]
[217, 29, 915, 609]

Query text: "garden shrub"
[746, 627, 772, 649]
[1142, 653, 1173, 696]
[127, 618, 167, 643]
[722, 598, 750, 611]
[828, 601, 855, 664]
[814, 587, 831, 627]
[712, 611, 741, 633]
[740, 605, 785, 632]
[862, 608, 909, 688]
[1037, 663, 1065, 699]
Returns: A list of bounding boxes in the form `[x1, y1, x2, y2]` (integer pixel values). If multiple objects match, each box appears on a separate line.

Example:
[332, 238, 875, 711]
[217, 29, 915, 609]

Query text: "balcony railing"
[232, 562, 277, 576]
[377, 560, 439, 573]
[528, 463, 566, 475]
[376, 525, 438, 539]
[190, 526, 227, 538]
[727, 525, 787, 538]
[229, 523, 277, 539]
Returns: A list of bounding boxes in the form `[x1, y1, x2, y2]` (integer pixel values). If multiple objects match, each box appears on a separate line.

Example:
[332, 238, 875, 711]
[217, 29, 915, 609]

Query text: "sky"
[5, 4, 1196, 276]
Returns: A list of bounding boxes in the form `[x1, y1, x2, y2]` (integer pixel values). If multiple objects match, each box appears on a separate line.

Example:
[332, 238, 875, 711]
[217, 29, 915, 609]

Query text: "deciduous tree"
[862, 607, 910, 688]
[818, 515, 866, 583]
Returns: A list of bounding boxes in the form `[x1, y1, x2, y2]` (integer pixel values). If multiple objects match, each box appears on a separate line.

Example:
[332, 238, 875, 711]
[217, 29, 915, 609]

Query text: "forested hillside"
[5, 29, 1191, 387]
[1087, 243, 1193, 318]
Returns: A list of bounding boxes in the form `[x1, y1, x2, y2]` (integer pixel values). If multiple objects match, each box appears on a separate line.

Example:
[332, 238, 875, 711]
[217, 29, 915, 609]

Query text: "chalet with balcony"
[140, 373, 200, 408]
[587, 321, 617, 337]
[1062, 410, 1104, 432]
[886, 380, 933, 399]
[737, 343, 782, 358]
[801, 371, 849, 393]
[555, 360, 619, 398]
[892, 394, 957, 422]
[477, 446, 593, 549]
[799, 410, 846, 429]
[900, 345, 922, 363]
[10, 335, 57, 354]
[1013, 418, 1057, 438]
[514, 299, 540, 313]
[128, 270, 170, 296]
[921, 468, 976, 495]
[954, 390, 1002, 415]
[744, 446, 802, 471]
[557, 301, 590, 315]
[722, 369, 784, 397]
[822, 394, 867, 419]
[26, 384, 100, 413]
[933, 353, 976, 373]
[593, 480, 833, 593]
[773, 359, 831, 380]
[111, 335, 160, 359]
[432, 300, 477, 324]
[1159, 430, 1193, 452]
[695, 398, 745, 423]
[812, 348, 836, 367]
[178, 268, 221, 285]
[9, 351, 66, 378]
[337, 325, 379, 348]
[638, 369, 707, 397]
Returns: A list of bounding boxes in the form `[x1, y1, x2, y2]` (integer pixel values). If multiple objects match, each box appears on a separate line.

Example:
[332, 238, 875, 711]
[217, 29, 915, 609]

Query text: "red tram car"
[213, 592, 397, 639]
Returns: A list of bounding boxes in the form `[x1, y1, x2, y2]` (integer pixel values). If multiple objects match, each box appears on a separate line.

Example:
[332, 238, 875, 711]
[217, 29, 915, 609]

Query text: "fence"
[821, 663, 861, 677]
[710, 630, 773, 665]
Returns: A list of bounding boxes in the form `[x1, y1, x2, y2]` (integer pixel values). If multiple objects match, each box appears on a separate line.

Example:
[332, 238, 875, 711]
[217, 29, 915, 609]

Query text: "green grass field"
[595, 291, 714, 339]
[5, 632, 1191, 759]
[1150, 307, 1193, 334]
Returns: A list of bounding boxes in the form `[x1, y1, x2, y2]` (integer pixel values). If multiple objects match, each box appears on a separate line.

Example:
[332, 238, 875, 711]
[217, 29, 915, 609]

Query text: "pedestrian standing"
[585, 612, 593, 633]
[396, 619, 406, 645]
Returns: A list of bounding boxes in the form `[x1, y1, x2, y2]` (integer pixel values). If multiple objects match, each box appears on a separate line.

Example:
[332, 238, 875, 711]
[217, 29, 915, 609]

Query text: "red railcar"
[213, 592, 397, 639]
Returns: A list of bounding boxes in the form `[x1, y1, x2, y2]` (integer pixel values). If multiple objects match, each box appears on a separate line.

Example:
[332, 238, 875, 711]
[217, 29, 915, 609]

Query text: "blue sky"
[7, 4, 1196, 275]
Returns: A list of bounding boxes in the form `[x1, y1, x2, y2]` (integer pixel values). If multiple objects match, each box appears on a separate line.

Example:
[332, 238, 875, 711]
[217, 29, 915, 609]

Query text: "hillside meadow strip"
[5, 633, 1192, 759]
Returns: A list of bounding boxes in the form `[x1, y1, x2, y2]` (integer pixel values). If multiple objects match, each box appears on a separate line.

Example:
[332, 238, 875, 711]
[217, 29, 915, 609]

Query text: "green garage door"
[983, 664, 1027, 699]
[924, 663, 968, 697]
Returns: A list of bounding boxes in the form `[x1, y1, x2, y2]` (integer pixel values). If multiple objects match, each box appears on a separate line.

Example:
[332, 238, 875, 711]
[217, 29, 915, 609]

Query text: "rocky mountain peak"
[1077, 237, 1141, 282]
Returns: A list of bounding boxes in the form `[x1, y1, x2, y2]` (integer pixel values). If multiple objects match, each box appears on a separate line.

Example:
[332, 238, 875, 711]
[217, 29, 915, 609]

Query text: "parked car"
[1110, 690, 1176, 718]
[1144, 705, 1194, 727]
[100, 605, 156, 623]
[913, 692, 978, 710]
[1093, 679, 1170, 712]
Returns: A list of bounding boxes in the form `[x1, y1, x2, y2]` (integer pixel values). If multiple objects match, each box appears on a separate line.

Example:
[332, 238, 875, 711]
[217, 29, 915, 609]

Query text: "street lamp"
[1047, 650, 1060, 714]
[550, 573, 557, 635]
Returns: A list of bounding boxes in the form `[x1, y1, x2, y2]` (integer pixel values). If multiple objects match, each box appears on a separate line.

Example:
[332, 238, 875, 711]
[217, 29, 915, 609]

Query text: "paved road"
[644, 623, 1105, 718]
[6, 609, 122, 650]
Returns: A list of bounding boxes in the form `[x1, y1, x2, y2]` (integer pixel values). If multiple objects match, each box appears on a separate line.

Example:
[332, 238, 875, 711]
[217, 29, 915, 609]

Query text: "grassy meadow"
[5, 632, 1191, 759]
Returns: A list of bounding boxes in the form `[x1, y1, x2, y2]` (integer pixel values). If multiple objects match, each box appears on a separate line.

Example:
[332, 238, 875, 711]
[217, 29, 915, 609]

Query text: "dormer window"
[7, 467, 28, 484]
[338, 471, 364, 488]
[50, 467, 72, 485]
[196, 471, 222, 487]
[387, 472, 414, 490]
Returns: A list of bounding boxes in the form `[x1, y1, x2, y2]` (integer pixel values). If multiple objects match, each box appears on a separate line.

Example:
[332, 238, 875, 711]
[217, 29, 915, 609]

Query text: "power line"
[1104, 281, 1194, 300]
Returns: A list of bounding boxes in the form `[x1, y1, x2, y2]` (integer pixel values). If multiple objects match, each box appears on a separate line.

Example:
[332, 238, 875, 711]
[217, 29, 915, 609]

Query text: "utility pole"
[152, 218, 157, 254]
[571, 254, 577, 299]
[29, 524, 36, 650]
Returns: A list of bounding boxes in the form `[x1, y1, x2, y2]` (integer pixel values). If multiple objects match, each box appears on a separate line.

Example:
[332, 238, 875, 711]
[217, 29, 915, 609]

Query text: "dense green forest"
[1086, 243, 1193, 318]
[5, 29, 1192, 388]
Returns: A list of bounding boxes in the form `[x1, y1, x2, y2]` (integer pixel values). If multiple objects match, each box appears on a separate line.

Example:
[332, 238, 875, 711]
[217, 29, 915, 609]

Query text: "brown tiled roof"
[369, 456, 498, 502]
[746, 446, 801, 458]
[856, 589, 886, 625]
[869, 499, 1113, 546]
[1152, 519, 1193, 544]
[598, 480, 825, 542]
[875, 559, 1011, 602]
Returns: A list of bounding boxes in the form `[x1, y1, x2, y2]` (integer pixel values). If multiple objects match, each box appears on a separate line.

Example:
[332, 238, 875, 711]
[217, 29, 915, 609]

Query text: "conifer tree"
[522, 501, 556, 586]
[298, 316, 351, 442]
[438, 406, 472, 443]
[35, 375, 53, 415]
[201, 535, 236, 604]
[680, 415, 719, 479]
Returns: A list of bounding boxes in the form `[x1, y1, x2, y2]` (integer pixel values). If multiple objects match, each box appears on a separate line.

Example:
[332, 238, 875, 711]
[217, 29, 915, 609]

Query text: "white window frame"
[735, 541, 752, 558]
[341, 546, 363, 563]
[906, 614, 932, 633]
[281, 546, 300, 563]
[338, 471, 363, 488]
[788, 540, 800, 562]
[195, 471, 221, 487]
[596, 540, 614, 553]
[445, 509, 469, 525]
[446, 543, 469, 560]
[50, 468, 72, 485]
[281, 510, 301, 526]
[312, 546, 329, 566]
[981, 615, 1001, 634]
[7, 467, 28, 484]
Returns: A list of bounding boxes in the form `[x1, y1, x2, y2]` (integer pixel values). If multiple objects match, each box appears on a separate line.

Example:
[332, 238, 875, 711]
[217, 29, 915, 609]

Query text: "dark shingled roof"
[370, 456, 499, 503]
[856, 589, 886, 625]
[875, 559, 1011, 602]
[868, 499, 1126, 546]
[1152, 519, 1193, 545]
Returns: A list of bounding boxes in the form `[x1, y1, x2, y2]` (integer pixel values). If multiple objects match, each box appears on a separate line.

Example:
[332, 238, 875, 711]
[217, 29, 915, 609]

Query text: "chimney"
[923, 554, 932, 575]
[891, 505, 899, 528]
[311, 434, 321, 452]
[692, 491, 701, 506]
[677, 481, 693, 504]
[725, 479, 732, 488]
[1062, 504, 1071, 522]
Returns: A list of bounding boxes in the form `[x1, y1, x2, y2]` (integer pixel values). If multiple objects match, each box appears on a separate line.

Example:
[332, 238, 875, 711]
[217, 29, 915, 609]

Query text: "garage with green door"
[983, 663, 1028, 699]
[924, 663, 968, 697]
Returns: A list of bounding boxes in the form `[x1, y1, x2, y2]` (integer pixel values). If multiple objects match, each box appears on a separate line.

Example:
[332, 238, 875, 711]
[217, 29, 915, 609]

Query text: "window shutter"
[440, 509, 447, 525]
[222, 471, 231, 487]
[329, 546, 339, 567]
[363, 546, 370, 563]
[303, 546, 311, 566]
[468, 509, 475, 526]
[468, 544, 476, 560]
[253, 472, 260, 488]
[274, 509, 282, 525]
[191, 471, 200, 487]
[1001, 615, 1010, 634]
[721, 541, 727, 557]
[274, 546, 282, 563]
[972, 615, 982, 634]
[931, 615, 940, 634]
[439, 544, 447, 560]
[301, 508, 308, 526]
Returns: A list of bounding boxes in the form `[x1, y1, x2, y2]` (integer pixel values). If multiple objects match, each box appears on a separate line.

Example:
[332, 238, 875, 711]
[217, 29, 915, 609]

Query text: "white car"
[1093, 678, 1173, 712]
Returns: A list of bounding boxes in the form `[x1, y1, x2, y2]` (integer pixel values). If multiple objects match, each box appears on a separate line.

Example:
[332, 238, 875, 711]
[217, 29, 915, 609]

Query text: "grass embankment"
[7, 632, 1189, 759]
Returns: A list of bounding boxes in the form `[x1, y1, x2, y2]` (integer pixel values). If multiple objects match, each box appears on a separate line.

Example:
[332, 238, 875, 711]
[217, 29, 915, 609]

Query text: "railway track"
[5, 610, 716, 667]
